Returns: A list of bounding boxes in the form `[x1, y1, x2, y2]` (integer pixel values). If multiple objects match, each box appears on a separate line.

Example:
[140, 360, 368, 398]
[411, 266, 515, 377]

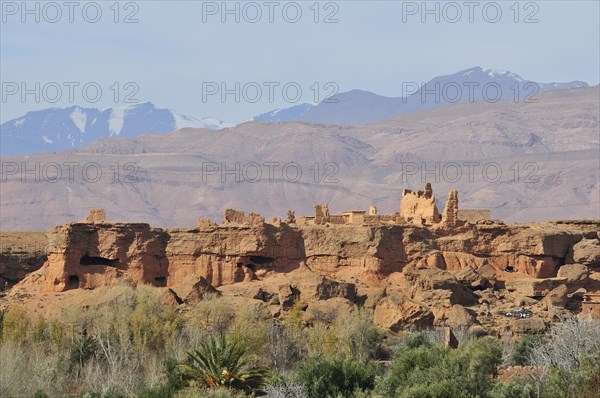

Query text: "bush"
[137, 358, 185, 398]
[266, 320, 307, 372]
[400, 332, 432, 351]
[31, 390, 50, 398]
[375, 341, 447, 397]
[293, 357, 381, 398]
[511, 334, 542, 366]
[1, 306, 30, 342]
[173, 387, 248, 397]
[375, 336, 502, 398]
[333, 309, 384, 361]
[489, 380, 536, 398]
[81, 387, 127, 398]
[263, 379, 306, 398]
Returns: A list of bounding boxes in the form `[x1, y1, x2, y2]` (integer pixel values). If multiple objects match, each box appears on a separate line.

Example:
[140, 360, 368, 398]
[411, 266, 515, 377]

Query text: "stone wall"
[224, 209, 265, 225]
[458, 209, 492, 223]
[315, 204, 330, 224]
[399, 183, 441, 225]
[84, 208, 106, 223]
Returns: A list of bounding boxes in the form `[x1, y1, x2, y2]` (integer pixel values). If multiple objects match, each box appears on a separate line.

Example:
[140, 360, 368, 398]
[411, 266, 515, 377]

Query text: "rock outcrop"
[404, 267, 475, 306]
[556, 264, 589, 293]
[41, 222, 169, 292]
[314, 277, 357, 302]
[178, 276, 220, 303]
[505, 278, 567, 298]
[373, 295, 434, 332]
[569, 238, 600, 267]
[0, 231, 47, 289]
[2, 199, 599, 334]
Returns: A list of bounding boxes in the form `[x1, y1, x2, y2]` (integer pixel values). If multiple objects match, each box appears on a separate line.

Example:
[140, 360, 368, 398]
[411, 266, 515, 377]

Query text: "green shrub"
[138, 358, 185, 398]
[400, 332, 432, 351]
[1, 307, 30, 342]
[174, 388, 248, 398]
[375, 343, 447, 396]
[489, 380, 536, 398]
[511, 334, 542, 366]
[293, 357, 381, 398]
[81, 387, 127, 398]
[375, 337, 502, 398]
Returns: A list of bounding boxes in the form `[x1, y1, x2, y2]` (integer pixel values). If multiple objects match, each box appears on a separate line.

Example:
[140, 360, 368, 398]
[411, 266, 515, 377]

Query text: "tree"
[180, 335, 269, 394]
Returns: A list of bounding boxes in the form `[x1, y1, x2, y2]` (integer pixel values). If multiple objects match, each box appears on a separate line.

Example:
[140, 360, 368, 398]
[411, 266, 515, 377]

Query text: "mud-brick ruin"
[3, 183, 599, 333]
[295, 183, 478, 227]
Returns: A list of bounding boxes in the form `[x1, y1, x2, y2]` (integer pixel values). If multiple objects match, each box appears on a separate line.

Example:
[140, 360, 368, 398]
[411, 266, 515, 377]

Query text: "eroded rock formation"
[3, 186, 600, 333]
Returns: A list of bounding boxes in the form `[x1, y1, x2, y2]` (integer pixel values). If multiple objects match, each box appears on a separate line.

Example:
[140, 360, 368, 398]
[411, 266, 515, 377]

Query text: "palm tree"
[180, 335, 269, 394]
[69, 334, 97, 375]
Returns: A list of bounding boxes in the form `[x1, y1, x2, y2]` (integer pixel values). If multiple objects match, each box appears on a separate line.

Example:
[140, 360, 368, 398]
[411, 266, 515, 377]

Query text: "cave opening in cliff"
[80, 255, 118, 267]
[67, 275, 79, 289]
[249, 256, 275, 264]
[154, 276, 166, 287]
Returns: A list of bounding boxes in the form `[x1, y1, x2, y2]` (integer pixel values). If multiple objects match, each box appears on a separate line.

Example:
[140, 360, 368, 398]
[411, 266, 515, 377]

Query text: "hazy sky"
[1, 0, 599, 123]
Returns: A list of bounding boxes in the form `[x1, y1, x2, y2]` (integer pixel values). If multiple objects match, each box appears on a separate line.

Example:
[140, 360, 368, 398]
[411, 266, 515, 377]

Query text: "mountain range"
[0, 102, 229, 156]
[1, 87, 597, 230]
[0, 67, 589, 156]
[255, 67, 589, 125]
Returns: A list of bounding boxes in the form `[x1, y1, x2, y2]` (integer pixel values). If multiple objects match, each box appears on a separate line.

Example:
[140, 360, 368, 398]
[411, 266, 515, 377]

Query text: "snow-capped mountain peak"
[459, 66, 525, 82]
[1, 102, 230, 155]
[252, 66, 589, 125]
[70, 106, 88, 133]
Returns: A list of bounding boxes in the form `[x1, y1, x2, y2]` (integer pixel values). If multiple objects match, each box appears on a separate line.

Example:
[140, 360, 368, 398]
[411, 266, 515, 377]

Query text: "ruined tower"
[441, 189, 459, 227]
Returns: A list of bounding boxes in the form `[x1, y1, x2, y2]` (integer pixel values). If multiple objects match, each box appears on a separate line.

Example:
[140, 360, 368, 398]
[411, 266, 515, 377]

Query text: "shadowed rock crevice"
[67, 274, 79, 289]
[249, 256, 275, 264]
[79, 255, 118, 267]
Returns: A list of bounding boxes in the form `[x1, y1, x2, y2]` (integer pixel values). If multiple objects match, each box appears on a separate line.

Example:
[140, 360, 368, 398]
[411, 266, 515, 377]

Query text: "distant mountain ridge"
[0, 102, 229, 156]
[1, 87, 597, 230]
[255, 67, 589, 125]
[1, 67, 589, 156]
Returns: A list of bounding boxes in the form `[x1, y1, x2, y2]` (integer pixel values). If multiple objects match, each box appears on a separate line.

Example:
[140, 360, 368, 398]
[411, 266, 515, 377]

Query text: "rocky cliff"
[3, 210, 599, 334]
[0, 231, 47, 289]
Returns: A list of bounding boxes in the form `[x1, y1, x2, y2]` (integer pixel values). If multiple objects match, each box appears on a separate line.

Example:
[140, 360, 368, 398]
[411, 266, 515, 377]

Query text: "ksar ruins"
[1, 184, 599, 334]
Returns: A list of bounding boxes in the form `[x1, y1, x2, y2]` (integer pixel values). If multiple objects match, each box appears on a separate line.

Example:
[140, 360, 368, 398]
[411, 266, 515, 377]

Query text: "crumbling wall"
[245, 212, 265, 225]
[286, 210, 296, 224]
[223, 209, 264, 225]
[399, 183, 441, 225]
[224, 209, 246, 223]
[328, 215, 346, 224]
[342, 212, 366, 225]
[197, 219, 217, 229]
[441, 189, 459, 227]
[582, 293, 600, 319]
[458, 209, 491, 223]
[315, 204, 330, 224]
[84, 209, 106, 223]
